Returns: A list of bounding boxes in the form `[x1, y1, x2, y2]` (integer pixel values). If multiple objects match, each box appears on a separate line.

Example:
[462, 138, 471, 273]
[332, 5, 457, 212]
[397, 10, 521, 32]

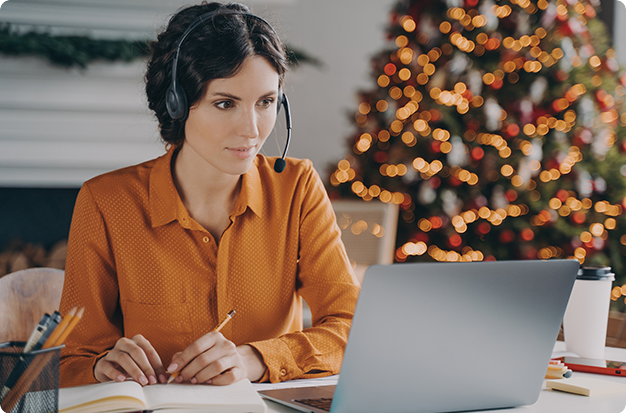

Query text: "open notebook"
[260, 259, 579, 413]
[59, 378, 266, 413]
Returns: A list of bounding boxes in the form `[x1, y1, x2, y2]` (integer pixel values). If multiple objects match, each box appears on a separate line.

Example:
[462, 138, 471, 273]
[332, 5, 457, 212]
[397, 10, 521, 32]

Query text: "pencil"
[167, 310, 236, 384]
[43, 306, 77, 349]
[52, 306, 84, 347]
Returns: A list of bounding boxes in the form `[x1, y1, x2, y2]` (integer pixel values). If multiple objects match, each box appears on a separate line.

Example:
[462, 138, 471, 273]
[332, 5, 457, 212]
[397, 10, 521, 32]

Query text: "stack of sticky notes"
[546, 376, 626, 397]
[545, 359, 572, 379]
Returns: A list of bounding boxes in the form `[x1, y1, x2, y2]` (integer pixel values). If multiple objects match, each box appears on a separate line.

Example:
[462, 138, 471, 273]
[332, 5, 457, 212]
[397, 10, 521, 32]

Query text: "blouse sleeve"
[58, 183, 123, 387]
[248, 164, 361, 382]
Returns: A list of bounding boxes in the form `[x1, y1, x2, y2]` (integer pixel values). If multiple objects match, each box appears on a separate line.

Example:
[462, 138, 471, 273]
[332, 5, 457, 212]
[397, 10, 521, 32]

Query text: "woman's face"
[182, 55, 280, 177]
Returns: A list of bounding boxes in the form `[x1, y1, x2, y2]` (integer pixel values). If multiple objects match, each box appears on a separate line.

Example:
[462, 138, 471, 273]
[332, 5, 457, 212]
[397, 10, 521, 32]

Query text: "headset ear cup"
[166, 83, 188, 120]
[276, 91, 283, 115]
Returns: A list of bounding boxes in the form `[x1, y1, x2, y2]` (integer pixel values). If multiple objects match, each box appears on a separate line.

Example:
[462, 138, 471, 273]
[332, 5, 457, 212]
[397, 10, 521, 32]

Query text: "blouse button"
[203, 236, 210, 243]
[280, 368, 287, 376]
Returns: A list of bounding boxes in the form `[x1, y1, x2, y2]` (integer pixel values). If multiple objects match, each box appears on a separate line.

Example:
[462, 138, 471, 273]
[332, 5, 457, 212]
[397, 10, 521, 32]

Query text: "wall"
[0, 0, 396, 187]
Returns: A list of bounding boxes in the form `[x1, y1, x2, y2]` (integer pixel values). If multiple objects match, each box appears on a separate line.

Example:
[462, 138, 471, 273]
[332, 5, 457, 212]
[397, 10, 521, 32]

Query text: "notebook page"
[142, 379, 266, 412]
[59, 381, 147, 413]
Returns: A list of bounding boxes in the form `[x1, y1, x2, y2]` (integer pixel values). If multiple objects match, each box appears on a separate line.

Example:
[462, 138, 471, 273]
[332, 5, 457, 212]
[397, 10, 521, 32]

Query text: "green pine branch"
[0, 26, 321, 69]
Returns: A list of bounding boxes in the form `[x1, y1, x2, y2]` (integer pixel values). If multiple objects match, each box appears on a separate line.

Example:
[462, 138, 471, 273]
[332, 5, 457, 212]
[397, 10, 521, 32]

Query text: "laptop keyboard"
[294, 397, 333, 411]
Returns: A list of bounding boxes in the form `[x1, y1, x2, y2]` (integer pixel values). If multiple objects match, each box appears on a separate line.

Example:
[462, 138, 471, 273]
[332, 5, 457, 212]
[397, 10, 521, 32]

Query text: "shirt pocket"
[122, 301, 194, 358]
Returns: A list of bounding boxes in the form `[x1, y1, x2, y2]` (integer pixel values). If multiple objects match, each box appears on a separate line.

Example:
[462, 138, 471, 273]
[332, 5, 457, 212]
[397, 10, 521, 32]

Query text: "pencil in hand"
[166, 310, 236, 384]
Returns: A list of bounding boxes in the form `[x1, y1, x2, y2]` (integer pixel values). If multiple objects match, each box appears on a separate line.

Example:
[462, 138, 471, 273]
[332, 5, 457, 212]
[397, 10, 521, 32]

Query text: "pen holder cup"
[0, 342, 63, 413]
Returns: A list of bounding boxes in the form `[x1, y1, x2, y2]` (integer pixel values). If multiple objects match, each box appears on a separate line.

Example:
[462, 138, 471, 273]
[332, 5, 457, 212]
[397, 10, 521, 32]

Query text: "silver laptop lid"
[331, 259, 579, 413]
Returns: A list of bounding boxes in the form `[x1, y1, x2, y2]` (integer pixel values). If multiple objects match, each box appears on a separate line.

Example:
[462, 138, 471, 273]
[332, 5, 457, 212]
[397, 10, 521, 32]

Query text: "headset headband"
[170, 9, 277, 105]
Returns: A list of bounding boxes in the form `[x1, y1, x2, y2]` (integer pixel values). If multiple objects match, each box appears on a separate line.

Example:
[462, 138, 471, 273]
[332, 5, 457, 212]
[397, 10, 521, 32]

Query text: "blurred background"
[0, 0, 625, 277]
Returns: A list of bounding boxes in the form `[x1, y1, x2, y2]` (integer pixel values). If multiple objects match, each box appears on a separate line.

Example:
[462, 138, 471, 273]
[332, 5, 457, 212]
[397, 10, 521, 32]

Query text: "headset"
[166, 8, 292, 173]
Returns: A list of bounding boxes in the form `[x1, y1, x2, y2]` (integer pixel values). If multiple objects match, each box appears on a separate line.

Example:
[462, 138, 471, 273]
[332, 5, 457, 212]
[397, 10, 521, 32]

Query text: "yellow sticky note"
[546, 377, 626, 397]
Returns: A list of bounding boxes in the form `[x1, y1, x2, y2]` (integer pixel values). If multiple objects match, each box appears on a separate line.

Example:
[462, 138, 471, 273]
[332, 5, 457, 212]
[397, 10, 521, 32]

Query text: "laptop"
[259, 259, 579, 413]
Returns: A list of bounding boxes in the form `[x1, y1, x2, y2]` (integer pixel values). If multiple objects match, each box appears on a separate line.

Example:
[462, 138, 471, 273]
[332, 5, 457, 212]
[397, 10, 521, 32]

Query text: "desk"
[261, 342, 626, 413]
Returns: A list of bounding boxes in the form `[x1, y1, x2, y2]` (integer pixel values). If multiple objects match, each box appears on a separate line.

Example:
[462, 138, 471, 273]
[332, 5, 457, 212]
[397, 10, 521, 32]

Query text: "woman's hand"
[94, 334, 167, 385]
[167, 332, 266, 385]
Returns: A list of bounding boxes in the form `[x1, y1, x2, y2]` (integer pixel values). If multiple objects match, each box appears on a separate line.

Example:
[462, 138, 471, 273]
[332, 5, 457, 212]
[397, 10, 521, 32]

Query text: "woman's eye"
[216, 101, 233, 109]
[260, 99, 274, 107]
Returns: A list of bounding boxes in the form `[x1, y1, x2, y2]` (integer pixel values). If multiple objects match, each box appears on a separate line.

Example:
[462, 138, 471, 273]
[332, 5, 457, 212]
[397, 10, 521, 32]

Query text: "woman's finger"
[94, 359, 127, 383]
[167, 332, 223, 378]
[206, 366, 246, 386]
[131, 334, 166, 383]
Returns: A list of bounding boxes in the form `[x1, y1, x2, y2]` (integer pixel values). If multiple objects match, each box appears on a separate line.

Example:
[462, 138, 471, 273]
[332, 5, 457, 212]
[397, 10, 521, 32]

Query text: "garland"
[0, 26, 321, 69]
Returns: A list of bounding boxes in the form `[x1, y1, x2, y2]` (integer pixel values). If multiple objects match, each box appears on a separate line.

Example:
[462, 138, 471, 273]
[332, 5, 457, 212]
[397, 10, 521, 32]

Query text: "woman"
[58, 2, 360, 387]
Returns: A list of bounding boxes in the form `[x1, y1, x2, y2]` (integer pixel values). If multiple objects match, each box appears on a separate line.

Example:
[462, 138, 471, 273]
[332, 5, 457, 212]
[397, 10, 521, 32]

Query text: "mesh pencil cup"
[0, 341, 63, 413]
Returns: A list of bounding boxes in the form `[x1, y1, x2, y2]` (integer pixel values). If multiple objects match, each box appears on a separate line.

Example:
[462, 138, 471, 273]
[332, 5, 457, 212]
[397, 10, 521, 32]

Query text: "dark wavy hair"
[145, 2, 288, 146]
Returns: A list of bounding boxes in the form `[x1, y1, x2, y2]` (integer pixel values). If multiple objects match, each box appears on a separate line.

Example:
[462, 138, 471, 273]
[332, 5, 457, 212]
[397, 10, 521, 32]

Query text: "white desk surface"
[260, 341, 626, 413]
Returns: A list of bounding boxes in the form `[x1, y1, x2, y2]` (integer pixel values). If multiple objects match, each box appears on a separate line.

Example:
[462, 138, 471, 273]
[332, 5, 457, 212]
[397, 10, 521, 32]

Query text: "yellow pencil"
[53, 306, 84, 347]
[213, 310, 236, 333]
[42, 306, 77, 349]
[167, 310, 236, 384]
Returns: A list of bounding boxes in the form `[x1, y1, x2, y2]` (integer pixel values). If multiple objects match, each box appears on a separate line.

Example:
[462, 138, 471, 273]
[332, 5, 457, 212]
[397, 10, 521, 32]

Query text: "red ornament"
[491, 78, 503, 90]
[384, 63, 397, 76]
[467, 120, 480, 131]
[477, 222, 491, 235]
[401, 194, 412, 207]
[555, 70, 569, 82]
[505, 189, 518, 202]
[520, 228, 535, 241]
[448, 233, 463, 248]
[471, 147, 484, 161]
[374, 151, 388, 163]
[585, 4, 596, 18]
[430, 176, 441, 189]
[505, 124, 520, 137]
[429, 216, 443, 229]
[449, 176, 462, 186]
[499, 229, 515, 243]
[556, 189, 569, 202]
[572, 212, 586, 224]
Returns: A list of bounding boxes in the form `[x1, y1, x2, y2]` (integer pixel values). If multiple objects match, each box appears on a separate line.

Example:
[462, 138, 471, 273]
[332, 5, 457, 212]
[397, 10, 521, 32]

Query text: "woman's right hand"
[94, 334, 167, 385]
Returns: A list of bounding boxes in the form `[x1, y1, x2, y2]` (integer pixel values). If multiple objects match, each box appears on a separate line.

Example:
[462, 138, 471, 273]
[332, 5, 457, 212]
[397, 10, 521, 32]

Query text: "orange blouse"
[58, 148, 360, 387]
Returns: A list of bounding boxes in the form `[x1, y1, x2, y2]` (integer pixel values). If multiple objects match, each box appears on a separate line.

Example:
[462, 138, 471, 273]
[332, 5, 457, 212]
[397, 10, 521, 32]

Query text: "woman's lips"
[227, 146, 256, 159]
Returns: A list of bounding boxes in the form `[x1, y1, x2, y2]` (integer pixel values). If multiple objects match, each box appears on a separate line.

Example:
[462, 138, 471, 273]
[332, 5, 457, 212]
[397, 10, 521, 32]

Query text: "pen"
[31, 311, 62, 352]
[167, 310, 236, 384]
[23, 313, 50, 353]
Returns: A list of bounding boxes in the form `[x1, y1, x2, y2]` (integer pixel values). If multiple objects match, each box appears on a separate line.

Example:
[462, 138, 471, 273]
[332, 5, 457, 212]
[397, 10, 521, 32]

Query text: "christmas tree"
[327, 0, 626, 301]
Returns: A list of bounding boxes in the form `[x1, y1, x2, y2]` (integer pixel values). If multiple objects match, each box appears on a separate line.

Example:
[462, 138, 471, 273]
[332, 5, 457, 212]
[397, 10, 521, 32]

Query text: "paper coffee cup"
[563, 266, 615, 359]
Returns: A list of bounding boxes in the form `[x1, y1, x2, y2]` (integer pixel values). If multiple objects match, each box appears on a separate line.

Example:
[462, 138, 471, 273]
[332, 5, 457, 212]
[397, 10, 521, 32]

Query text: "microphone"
[274, 93, 292, 173]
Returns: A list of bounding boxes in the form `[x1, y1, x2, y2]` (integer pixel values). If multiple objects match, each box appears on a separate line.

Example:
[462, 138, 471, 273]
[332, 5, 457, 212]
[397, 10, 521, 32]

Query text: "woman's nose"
[237, 108, 259, 139]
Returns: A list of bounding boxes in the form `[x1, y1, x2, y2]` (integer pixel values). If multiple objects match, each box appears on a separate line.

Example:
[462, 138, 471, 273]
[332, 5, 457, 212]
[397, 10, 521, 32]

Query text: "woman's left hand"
[166, 332, 266, 385]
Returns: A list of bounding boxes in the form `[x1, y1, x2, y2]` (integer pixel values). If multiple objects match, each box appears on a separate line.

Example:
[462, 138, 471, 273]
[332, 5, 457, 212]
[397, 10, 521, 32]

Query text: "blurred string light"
[329, 0, 626, 267]
[337, 213, 387, 238]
